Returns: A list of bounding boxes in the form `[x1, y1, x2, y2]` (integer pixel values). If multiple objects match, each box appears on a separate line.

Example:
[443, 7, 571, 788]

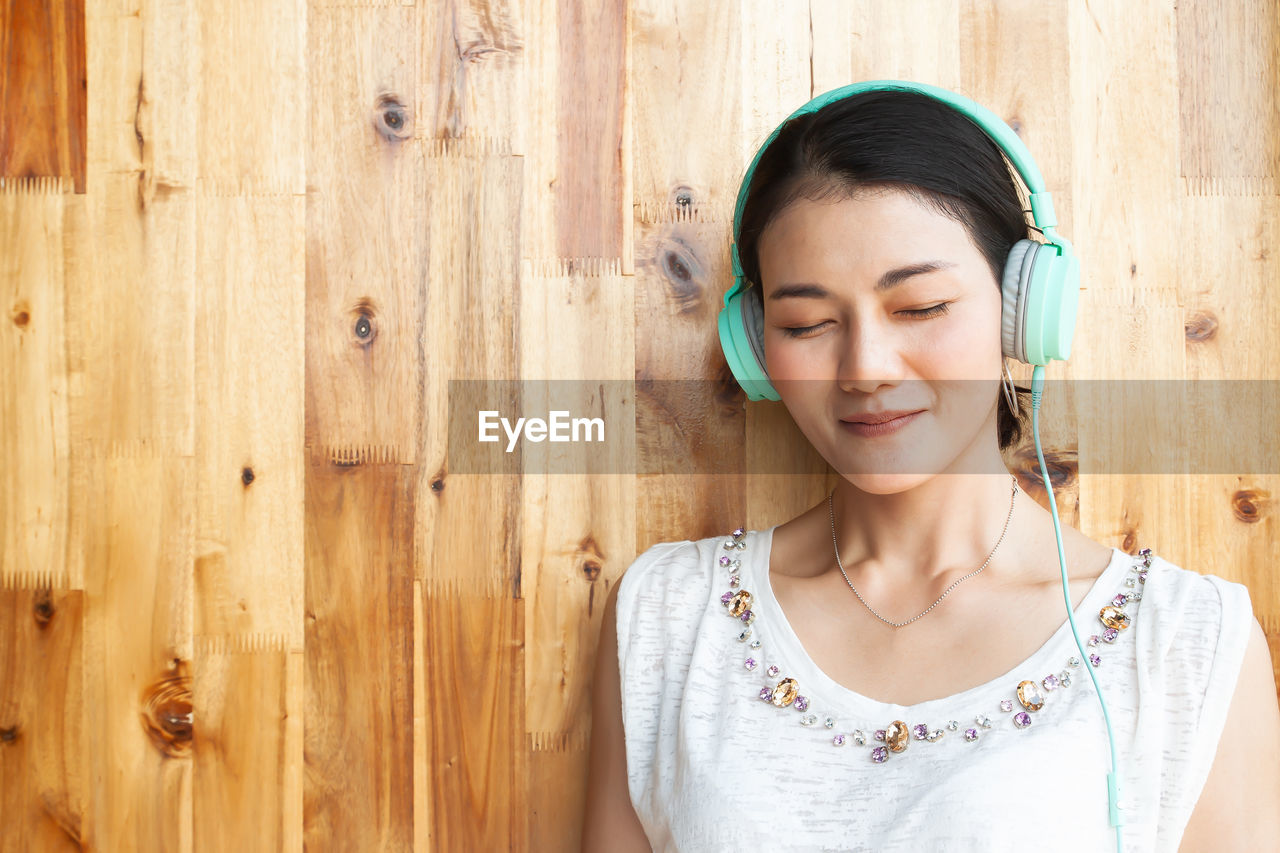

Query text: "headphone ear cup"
[1001, 239, 1037, 364]
[717, 280, 780, 401]
[1025, 245, 1081, 364]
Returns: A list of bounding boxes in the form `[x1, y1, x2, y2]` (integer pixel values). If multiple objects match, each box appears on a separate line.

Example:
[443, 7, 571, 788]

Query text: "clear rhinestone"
[800, 714, 816, 726]
[735, 541, 747, 550]
[1130, 591, 1142, 601]
[736, 628, 752, 642]
[975, 715, 993, 728]
[1068, 656, 1080, 667]
[824, 716, 835, 729]
[750, 639, 761, 649]
[1125, 577, 1136, 588]
[723, 541, 736, 550]
[853, 730, 867, 745]
[926, 729, 944, 742]
[1059, 670, 1072, 687]
[946, 720, 959, 731]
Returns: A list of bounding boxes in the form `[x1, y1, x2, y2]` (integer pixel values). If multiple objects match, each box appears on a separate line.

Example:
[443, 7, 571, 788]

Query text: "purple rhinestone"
[729, 574, 741, 587]
[739, 609, 752, 622]
[1043, 674, 1060, 691]
[833, 733, 846, 746]
[1013, 711, 1032, 728]
[759, 687, 772, 702]
[912, 724, 929, 740]
[719, 555, 731, 567]
[794, 695, 809, 712]
[1089, 653, 1102, 667]
[1088, 634, 1100, 646]
[999, 699, 1014, 712]
[1112, 594, 1127, 607]
[732, 527, 745, 538]
[1138, 571, 1147, 582]
[744, 657, 757, 670]
[875, 729, 886, 741]
[871, 746, 888, 763]
[720, 591, 733, 605]
[1103, 627, 1119, 643]
[766, 664, 780, 678]
[964, 728, 978, 741]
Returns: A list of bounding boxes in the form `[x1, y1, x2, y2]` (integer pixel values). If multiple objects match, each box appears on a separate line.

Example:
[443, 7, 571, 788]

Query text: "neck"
[828, 439, 1021, 587]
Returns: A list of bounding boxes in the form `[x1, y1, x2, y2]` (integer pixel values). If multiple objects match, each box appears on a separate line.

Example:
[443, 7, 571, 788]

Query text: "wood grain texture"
[0, 0, 1276, 849]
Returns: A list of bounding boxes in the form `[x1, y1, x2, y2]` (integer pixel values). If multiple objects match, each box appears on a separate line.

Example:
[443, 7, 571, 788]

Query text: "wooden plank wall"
[1, 0, 1276, 849]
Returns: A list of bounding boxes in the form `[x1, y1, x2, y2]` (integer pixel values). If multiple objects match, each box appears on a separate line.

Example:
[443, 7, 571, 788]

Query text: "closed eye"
[779, 303, 951, 338]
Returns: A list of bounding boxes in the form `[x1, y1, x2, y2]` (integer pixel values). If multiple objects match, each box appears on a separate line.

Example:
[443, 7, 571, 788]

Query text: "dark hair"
[736, 89, 1033, 450]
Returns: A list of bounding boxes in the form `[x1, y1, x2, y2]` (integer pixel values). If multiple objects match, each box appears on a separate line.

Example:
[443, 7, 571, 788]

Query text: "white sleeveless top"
[615, 524, 1255, 852]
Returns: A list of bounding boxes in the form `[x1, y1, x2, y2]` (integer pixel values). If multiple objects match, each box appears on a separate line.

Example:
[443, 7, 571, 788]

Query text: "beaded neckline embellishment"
[718, 526, 1151, 763]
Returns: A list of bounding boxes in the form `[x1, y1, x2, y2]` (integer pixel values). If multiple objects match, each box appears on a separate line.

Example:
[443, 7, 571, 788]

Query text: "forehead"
[756, 188, 979, 287]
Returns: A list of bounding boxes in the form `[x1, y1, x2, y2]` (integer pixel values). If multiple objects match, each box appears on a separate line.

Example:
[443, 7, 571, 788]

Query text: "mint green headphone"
[717, 79, 1081, 401]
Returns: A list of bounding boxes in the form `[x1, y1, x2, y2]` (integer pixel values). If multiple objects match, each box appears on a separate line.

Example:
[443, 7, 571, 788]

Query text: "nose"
[837, 315, 906, 395]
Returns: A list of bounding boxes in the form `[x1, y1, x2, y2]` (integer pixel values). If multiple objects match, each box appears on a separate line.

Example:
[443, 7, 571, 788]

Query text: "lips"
[840, 409, 925, 425]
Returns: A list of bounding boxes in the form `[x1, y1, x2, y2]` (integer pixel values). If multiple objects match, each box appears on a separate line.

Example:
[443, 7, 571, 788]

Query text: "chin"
[832, 472, 935, 495]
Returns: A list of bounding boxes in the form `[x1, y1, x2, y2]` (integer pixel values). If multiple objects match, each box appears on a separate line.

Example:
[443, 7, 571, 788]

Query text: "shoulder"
[614, 527, 748, 657]
[1136, 550, 1254, 658]
[616, 529, 741, 614]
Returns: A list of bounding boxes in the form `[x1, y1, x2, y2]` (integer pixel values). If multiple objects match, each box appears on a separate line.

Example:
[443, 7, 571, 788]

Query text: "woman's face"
[756, 186, 1005, 493]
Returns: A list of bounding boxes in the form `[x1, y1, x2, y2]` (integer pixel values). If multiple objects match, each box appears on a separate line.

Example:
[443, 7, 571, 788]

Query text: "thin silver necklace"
[827, 474, 1020, 628]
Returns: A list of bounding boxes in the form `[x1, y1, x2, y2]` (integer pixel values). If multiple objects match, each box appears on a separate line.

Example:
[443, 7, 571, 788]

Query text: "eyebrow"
[767, 260, 958, 300]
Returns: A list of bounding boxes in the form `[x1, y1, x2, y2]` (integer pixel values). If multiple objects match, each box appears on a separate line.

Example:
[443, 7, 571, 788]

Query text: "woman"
[583, 85, 1280, 852]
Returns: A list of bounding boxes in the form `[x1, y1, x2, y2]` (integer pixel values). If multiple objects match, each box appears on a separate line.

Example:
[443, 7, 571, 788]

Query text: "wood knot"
[33, 588, 55, 627]
[10, 300, 30, 327]
[578, 534, 605, 582]
[1185, 309, 1218, 342]
[1231, 488, 1268, 524]
[373, 94, 413, 142]
[655, 236, 702, 314]
[350, 297, 379, 348]
[0, 724, 19, 743]
[241, 466, 255, 486]
[1011, 450, 1076, 494]
[141, 667, 193, 758]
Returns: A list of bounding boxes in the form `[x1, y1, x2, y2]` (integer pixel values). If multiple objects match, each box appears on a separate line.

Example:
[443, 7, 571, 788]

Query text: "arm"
[1178, 615, 1280, 851]
[581, 578, 652, 853]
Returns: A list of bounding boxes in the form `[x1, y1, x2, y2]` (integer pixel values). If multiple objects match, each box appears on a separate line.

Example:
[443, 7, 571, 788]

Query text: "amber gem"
[1099, 605, 1130, 630]
[771, 677, 799, 707]
[885, 720, 910, 753]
